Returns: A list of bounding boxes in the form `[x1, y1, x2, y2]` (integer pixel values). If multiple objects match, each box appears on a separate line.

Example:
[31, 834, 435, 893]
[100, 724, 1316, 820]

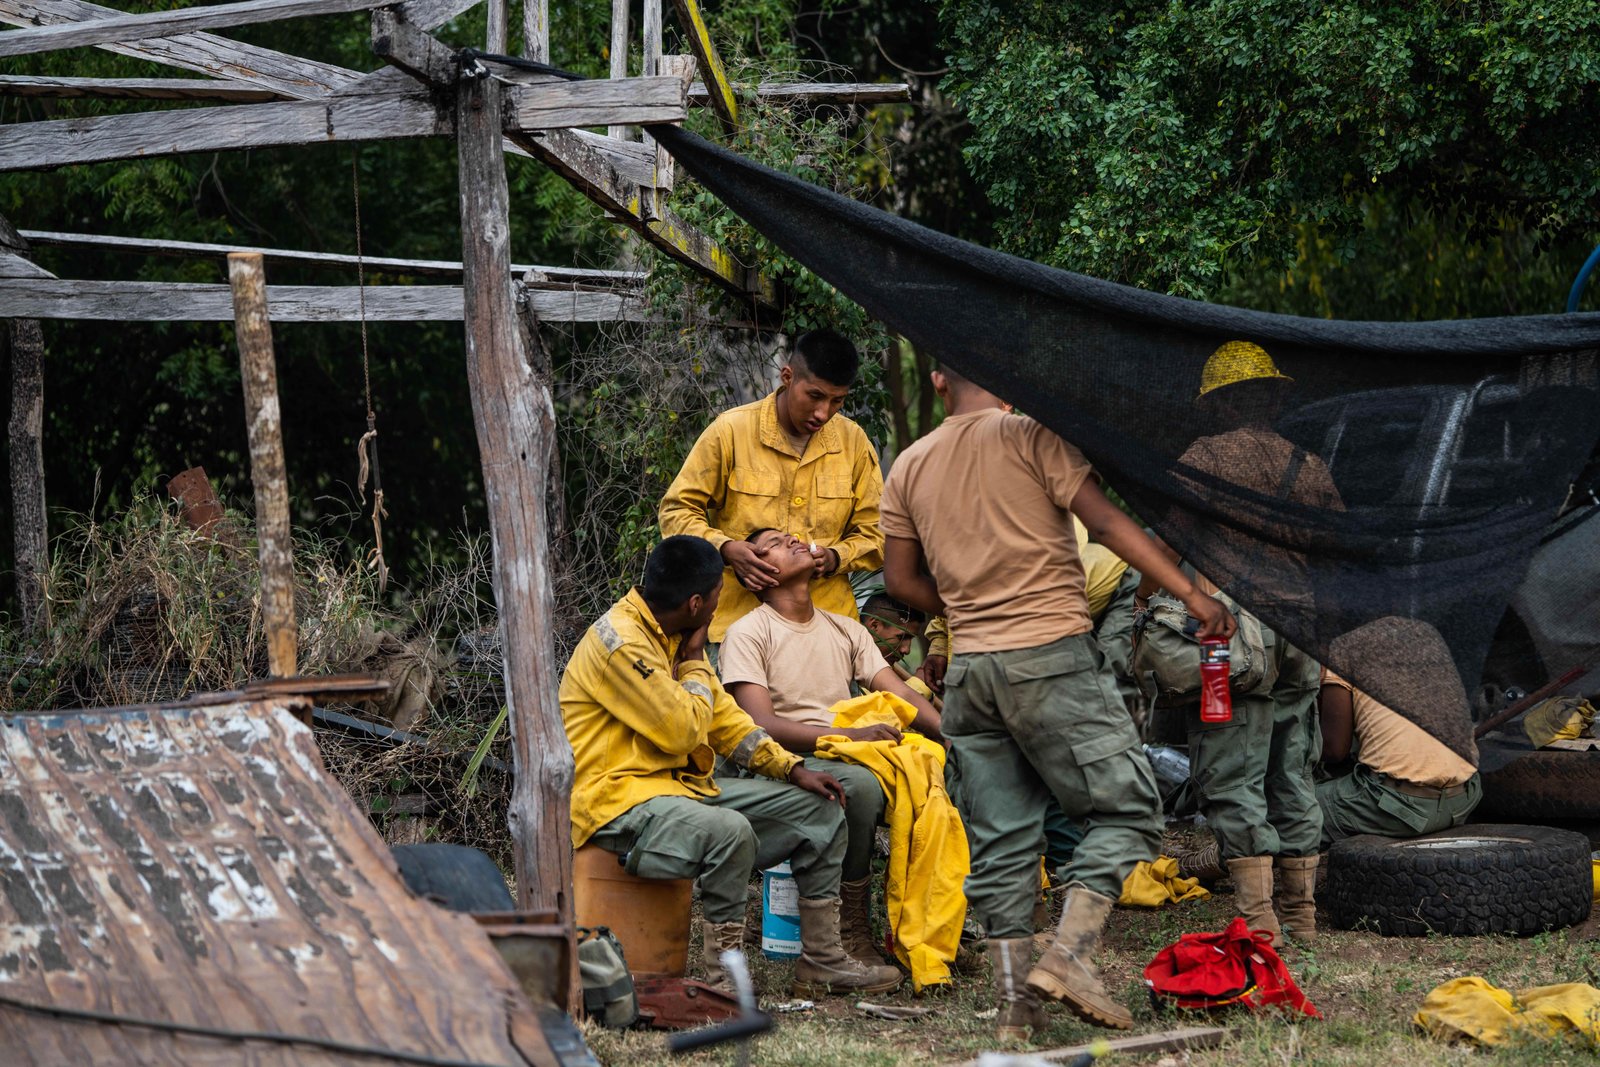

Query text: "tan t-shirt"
[719, 604, 889, 729]
[1323, 670, 1478, 788]
[881, 409, 1095, 653]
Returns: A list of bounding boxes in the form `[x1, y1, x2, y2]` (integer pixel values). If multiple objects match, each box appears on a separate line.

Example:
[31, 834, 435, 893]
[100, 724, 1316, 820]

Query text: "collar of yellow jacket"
[759, 390, 844, 463]
[619, 587, 681, 658]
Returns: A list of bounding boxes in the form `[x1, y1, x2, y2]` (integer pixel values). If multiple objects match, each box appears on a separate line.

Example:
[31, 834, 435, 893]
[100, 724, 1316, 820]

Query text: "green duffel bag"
[1131, 591, 1275, 709]
[578, 926, 639, 1029]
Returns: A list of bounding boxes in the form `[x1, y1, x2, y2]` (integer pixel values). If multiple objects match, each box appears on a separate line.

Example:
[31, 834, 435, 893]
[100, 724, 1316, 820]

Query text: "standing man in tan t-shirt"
[882, 366, 1235, 1036]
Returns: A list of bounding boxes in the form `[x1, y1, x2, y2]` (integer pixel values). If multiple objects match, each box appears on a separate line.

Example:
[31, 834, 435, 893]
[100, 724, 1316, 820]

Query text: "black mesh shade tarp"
[653, 125, 1600, 748]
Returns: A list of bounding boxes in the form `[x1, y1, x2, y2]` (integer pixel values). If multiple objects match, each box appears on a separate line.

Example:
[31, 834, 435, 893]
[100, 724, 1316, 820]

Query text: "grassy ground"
[582, 874, 1600, 1067]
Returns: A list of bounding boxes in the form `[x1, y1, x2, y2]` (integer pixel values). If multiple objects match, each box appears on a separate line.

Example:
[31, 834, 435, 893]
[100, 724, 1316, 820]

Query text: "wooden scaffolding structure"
[0, 0, 906, 931]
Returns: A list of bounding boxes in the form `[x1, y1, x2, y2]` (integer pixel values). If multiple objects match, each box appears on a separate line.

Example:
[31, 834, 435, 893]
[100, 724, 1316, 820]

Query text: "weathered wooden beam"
[0, 74, 291, 101]
[523, 0, 545, 63]
[0, 278, 651, 321]
[607, 0, 627, 137]
[503, 73, 686, 131]
[17, 229, 643, 285]
[0, 0, 397, 60]
[0, 90, 452, 172]
[455, 61, 575, 939]
[670, 0, 735, 134]
[512, 127, 778, 309]
[0, 216, 50, 634]
[688, 80, 911, 106]
[228, 252, 299, 683]
[0, 251, 54, 279]
[370, 8, 458, 87]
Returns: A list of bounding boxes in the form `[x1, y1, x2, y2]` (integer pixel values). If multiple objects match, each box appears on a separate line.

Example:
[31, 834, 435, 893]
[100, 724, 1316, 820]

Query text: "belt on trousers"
[1377, 772, 1468, 800]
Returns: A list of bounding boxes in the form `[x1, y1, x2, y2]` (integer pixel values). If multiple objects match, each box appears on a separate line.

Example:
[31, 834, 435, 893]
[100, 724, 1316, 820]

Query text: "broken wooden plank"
[0, 90, 451, 172]
[956, 1026, 1233, 1066]
[513, 126, 778, 308]
[0, 73, 291, 101]
[17, 229, 644, 285]
[0, 278, 650, 322]
[688, 80, 911, 106]
[0, 251, 53, 279]
[503, 73, 686, 131]
[671, 0, 735, 133]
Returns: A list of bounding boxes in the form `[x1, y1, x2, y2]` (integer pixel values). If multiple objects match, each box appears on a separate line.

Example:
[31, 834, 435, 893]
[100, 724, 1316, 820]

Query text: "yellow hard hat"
[1197, 340, 1293, 399]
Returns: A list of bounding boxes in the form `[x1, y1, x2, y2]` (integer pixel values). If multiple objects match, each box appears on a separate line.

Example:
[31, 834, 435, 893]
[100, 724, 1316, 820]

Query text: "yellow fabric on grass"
[815, 691, 968, 993]
[1414, 976, 1600, 1048]
[1118, 856, 1210, 907]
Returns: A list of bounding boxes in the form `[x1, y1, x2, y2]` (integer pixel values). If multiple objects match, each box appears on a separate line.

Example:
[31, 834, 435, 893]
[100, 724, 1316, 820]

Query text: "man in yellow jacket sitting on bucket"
[720, 527, 966, 991]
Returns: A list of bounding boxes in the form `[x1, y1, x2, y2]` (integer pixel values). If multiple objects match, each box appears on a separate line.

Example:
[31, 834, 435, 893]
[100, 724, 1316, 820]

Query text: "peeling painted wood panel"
[0, 702, 547, 1066]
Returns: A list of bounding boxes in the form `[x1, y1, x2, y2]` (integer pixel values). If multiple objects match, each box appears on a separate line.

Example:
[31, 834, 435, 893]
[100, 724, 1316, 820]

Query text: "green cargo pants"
[1318, 766, 1482, 849]
[587, 779, 847, 924]
[1187, 632, 1323, 860]
[803, 756, 886, 882]
[1094, 567, 1143, 711]
[942, 632, 1162, 939]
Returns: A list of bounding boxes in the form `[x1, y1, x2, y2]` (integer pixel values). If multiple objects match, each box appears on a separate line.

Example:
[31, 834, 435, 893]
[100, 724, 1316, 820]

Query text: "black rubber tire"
[391, 843, 515, 913]
[1478, 748, 1600, 822]
[1323, 823, 1592, 937]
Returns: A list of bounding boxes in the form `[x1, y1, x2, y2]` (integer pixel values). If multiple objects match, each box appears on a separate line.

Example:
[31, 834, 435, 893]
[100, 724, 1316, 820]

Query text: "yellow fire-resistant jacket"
[815, 692, 968, 993]
[659, 391, 884, 642]
[560, 589, 802, 847]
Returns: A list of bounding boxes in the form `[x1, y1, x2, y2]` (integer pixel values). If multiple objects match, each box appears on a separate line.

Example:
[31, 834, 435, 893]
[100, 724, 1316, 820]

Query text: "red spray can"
[1198, 635, 1233, 723]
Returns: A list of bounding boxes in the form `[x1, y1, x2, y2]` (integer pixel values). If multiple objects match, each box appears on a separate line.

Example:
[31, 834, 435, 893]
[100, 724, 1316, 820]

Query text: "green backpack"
[1131, 591, 1275, 709]
[578, 927, 639, 1029]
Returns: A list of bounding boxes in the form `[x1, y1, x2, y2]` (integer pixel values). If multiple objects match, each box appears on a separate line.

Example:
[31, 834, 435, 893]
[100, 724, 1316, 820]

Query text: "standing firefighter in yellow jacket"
[559, 535, 902, 997]
[659, 330, 883, 642]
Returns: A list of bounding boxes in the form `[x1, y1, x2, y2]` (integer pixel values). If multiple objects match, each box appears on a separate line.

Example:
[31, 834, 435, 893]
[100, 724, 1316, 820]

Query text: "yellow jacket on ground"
[559, 588, 801, 847]
[1118, 856, 1210, 907]
[659, 391, 883, 641]
[1415, 976, 1600, 1048]
[814, 692, 967, 992]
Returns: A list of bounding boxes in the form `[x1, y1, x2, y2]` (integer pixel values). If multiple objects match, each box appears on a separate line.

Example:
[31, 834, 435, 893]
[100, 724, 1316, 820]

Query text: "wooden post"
[227, 252, 299, 681]
[456, 65, 574, 930]
[606, 0, 627, 138]
[1, 216, 49, 633]
[522, 0, 546, 62]
[484, 0, 504, 56]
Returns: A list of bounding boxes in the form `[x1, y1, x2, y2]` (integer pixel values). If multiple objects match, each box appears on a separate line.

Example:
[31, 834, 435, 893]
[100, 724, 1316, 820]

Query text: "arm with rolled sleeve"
[828, 430, 884, 574]
[659, 420, 733, 552]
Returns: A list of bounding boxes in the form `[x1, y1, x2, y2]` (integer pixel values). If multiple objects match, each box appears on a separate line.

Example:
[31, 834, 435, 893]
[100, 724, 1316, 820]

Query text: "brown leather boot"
[700, 919, 750, 996]
[1025, 885, 1133, 1030]
[988, 938, 1048, 1041]
[1175, 838, 1225, 882]
[1274, 855, 1319, 942]
[792, 896, 903, 996]
[1227, 856, 1282, 943]
[839, 877, 885, 965]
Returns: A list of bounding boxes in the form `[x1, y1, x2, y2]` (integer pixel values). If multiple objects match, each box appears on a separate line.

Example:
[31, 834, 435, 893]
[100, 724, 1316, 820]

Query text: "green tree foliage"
[939, 0, 1600, 306]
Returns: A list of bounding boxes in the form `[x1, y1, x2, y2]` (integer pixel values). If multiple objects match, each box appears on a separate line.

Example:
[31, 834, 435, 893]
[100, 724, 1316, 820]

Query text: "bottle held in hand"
[1198, 635, 1233, 723]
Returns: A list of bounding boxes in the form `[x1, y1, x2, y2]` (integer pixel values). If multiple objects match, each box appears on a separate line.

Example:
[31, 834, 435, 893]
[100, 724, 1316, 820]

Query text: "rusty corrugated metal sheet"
[0, 697, 553, 1066]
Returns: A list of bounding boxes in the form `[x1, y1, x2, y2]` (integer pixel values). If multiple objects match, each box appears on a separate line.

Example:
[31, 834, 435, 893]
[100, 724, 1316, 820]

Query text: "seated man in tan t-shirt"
[720, 528, 943, 964]
[1317, 669, 1482, 849]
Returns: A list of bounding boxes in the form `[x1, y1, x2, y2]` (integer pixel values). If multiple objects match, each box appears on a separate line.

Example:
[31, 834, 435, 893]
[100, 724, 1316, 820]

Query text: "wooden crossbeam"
[17, 230, 643, 285]
[670, 0, 735, 134]
[0, 0, 398, 59]
[688, 81, 911, 106]
[0, 74, 291, 101]
[0, 278, 650, 322]
[504, 73, 685, 130]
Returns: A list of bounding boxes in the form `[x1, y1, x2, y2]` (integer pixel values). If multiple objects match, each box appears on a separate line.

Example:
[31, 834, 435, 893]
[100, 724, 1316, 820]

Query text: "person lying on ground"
[720, 529, 943, 967]
[881, 363, 1235, 1037]
[559, 534, 902, 997]
[659, 329, 883, 645]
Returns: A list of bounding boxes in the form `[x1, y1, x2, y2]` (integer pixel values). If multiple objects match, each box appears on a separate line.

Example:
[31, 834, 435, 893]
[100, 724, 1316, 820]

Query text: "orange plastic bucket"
[572, 843, 692, 977]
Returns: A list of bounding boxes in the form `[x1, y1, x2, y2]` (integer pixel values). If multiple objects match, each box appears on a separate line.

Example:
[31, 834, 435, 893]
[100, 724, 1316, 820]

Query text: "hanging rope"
[352, 148, 389, 594]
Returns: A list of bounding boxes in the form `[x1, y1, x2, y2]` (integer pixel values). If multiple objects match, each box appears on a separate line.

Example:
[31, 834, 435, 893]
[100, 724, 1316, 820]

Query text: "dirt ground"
[582, 852, 1600, 1067]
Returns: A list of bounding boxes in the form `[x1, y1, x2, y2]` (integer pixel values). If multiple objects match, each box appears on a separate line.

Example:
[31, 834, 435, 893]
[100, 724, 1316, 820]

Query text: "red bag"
[1143, 917, 1319, 1018]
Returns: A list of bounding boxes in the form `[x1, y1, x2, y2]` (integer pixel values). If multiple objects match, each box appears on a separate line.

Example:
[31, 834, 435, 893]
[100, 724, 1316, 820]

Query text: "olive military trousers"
[1318, 766, 1482, 849]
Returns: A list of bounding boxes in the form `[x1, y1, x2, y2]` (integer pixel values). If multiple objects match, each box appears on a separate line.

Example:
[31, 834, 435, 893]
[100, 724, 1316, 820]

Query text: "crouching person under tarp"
[1317, 619, 1483, 847]
[559, 535, 903, 998]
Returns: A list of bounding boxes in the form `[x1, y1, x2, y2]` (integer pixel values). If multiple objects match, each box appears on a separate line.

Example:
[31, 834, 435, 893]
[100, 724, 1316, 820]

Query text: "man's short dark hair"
[792, 329, 860, 387]
[862, 592, 926, 627]
[641, 536, 724, 608]
[745, 527, 781, 544]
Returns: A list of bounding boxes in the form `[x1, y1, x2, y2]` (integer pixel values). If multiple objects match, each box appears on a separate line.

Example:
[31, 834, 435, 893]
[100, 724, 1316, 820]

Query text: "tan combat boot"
[1274, 855, 1319, 943]
[792, 896, 903, 996]
[1227, 856, 1282, 943]
[700, 919, 750, 996]
[1025, 885, 1133, 1030]
[988, 938, 1048, 1042]
[839, 877, 886, 965]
